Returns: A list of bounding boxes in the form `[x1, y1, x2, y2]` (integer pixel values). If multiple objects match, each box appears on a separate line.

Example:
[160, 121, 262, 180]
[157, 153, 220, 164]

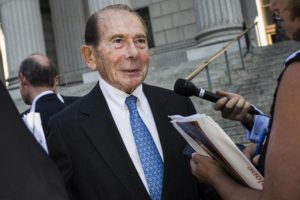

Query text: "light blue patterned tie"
[125, 95, 164, 200]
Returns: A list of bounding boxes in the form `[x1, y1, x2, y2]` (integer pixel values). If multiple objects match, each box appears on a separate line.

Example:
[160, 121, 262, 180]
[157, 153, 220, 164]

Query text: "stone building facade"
[0, 0, 261, 87]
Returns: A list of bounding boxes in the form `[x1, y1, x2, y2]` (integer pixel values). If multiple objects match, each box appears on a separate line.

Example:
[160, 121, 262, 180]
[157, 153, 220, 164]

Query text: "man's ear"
[81, 45, 97, 70]
[19, 73, 28, 86]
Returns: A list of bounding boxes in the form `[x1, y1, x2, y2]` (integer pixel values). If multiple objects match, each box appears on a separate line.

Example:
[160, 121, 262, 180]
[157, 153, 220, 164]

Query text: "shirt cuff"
[244, 114, 270, 143]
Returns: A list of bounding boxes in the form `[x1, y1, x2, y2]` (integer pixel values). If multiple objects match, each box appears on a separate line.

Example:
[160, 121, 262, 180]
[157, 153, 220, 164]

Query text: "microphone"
[174, 78, 261, 115]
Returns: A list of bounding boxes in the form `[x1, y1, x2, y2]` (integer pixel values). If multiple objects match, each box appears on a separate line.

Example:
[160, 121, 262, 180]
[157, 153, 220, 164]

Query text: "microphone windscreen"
[174, 78, 199, 97]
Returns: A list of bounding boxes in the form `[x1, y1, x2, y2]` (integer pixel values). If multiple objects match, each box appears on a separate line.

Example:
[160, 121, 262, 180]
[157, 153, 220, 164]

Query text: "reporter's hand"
[190, 153, 225, 185]
[243, 143, 260, 166]
[214, 90, 254, 128]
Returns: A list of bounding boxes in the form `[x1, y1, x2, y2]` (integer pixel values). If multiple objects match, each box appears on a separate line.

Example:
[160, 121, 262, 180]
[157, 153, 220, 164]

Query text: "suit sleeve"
[47, 119, 74, 198]
[186, 97, 197, 115]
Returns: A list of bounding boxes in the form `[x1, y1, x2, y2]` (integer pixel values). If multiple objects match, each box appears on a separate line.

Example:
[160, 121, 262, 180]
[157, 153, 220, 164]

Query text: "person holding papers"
[190, 0, 300, 199]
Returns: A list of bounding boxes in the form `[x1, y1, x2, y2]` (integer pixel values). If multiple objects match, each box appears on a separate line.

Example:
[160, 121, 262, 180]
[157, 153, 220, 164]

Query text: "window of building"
[39, 0, 58, 69]
[135, 7, 155, 48]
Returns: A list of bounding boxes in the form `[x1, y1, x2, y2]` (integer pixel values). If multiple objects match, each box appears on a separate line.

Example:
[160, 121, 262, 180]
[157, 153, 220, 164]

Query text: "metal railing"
[186, 22, 259, 90]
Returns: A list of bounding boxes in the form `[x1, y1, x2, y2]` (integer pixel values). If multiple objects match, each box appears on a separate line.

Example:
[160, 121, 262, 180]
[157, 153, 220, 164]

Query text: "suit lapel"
[143, 84, 185, 200]
[79, 84, 150, 200]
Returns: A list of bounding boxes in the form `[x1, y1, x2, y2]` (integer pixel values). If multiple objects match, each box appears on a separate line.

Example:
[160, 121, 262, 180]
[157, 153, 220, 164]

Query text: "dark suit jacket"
[22, 93, 66, 136]
[0, 81, 69, 200]
[47, 83, 200, 200]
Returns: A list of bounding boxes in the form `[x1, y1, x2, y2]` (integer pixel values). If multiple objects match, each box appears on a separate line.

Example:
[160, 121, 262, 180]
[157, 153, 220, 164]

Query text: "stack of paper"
[170, 113, 264, 190]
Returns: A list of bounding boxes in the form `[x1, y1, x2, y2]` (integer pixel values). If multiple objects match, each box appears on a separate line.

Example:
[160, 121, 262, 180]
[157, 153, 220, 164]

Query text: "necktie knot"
[125, 95, 137, 105]
[125, 95, 137, 111]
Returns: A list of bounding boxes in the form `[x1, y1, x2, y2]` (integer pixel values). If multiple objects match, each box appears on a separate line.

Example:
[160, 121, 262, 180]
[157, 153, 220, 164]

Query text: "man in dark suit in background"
[19, 54, 66, 137]
[0, 80, 68, 200]
[47, 4, 202, 200]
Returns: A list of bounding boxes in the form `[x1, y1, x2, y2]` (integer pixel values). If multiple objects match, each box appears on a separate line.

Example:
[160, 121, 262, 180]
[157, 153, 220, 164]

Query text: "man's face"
[93, 10, 149, 94]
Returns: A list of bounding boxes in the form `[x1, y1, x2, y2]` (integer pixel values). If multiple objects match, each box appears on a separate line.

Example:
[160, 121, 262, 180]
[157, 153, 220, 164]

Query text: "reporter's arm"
[214, 90, 269, 143]
[262, 62, 300, 199]
[191, 62, 300, 200]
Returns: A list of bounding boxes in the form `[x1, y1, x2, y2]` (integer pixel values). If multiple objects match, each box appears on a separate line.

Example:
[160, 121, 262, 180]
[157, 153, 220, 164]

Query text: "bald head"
[19, 53, 56, 87]
[29, 54, 51, 67]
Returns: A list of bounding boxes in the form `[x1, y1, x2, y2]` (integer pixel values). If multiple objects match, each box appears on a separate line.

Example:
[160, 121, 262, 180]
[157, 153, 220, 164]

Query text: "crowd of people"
[1, 0, 300, 199]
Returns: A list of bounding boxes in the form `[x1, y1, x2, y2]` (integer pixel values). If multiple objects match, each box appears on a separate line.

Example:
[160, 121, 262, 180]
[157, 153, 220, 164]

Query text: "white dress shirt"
[99, 75, 164, 193]
[23, 90, 54, 154]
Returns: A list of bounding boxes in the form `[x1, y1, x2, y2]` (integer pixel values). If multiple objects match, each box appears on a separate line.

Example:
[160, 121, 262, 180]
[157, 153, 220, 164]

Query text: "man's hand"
[214, 90, 254, 129]
[243, 143, 260, 166]
[190, 153, 224, 185]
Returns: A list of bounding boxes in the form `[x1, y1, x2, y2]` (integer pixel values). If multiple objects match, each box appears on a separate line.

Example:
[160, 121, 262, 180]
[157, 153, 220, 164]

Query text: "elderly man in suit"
[47, 4, 202, 200]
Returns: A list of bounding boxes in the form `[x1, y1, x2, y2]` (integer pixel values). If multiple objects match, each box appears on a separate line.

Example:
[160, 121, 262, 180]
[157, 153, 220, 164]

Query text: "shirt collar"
[30, 90, 54, 113]
[99, 75, 144, 111]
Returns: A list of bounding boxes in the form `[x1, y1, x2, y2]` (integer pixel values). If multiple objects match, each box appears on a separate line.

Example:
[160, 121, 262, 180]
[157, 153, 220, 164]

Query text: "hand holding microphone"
[174, 78, 269, 157]
[173, 78, 261, 116]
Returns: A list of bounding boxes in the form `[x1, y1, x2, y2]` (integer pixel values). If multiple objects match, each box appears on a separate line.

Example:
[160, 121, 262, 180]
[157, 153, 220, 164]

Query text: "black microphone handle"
[198, 89, 261, 115]
[201, 89, 221, 102]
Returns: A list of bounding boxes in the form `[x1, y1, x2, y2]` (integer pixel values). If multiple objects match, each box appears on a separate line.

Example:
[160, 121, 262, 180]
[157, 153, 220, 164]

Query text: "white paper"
[170, 113, 264, 190]
[22, 112, 48, 154]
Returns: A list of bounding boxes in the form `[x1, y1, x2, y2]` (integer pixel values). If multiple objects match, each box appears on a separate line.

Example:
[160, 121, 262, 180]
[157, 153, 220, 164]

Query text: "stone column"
[193, 0, 244, 46]
[49, 0, 86, 84]
[0, 0, 46, 86]
[86, 0, 131, 15]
